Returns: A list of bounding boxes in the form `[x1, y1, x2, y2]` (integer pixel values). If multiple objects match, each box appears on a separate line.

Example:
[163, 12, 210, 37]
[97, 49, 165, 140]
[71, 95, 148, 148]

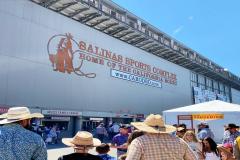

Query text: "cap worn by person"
[199, 121, 208, 125]
[0, 107, 44, 124]
[62, 131, 101, 148]
[131, 114, 176, 134]
[119, 124, 129, 129]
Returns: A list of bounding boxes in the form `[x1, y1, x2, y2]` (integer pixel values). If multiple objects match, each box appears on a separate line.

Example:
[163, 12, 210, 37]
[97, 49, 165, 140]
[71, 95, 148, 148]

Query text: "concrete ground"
[47, 143, 117, 160]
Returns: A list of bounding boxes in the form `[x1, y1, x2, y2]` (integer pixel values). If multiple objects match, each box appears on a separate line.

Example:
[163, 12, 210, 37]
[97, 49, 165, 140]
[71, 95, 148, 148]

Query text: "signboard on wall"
[42, 110, 82, 116]
[47, 33, 177, 88]
[193, 87, 228, 104]
[51, 116, 71, 121]
[111, 69, 162, 88]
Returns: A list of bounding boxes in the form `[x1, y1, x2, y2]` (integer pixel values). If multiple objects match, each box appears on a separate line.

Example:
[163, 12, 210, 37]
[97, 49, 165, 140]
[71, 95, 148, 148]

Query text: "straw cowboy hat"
[62, 131, 101, 148]
[176, 127, 185, 132]
[131, 114, 176, 134]
[0, 107, 43, 124]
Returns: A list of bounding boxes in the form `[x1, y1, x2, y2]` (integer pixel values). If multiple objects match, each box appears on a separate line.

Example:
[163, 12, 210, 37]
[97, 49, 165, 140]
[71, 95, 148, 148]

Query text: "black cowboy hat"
[226, 123, 239, 129]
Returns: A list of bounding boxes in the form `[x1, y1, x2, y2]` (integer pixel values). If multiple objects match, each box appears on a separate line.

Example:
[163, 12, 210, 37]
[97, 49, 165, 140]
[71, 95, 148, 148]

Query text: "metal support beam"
[144, 44, 158, 51]
[158, 51, 173, 58]
[182, 63, 196, 68]
[170, 57, 185, 63]
[146, 47, 159, 52]
[174, 57, 187, 65]
[166, 54, 181, 61]
[41, 0, 61, 8]
[138, 41, 154, 48]
[149, 46, 164, 53]
[156, 50, 171, 56]
[56, 2, 77, 12]
[90, 18, 109, 27]
[178, 62, 191, 67]
[175, 58, 189, 64]
[171, 58, 185, 64]
[130, 38, 146, 45]
[69, 8, 89, 18]
[82, 13, 101, 23]
[199, 70, 211, 75]
[197, 70, 207, 75]
[101, 23, 119, 31]
[189, 65, 202, 72]
[109, 27, 128, 35]
[152, 48, 168, 54]
[117, 31, 134, 38]
[162, 52, 176, 59]
[125, 34, 141, 42]
[79, 13, 98, 22]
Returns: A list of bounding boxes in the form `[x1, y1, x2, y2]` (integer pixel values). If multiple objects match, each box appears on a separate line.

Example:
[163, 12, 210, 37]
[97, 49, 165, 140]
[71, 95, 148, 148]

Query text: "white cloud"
[173, 25, 184, 35]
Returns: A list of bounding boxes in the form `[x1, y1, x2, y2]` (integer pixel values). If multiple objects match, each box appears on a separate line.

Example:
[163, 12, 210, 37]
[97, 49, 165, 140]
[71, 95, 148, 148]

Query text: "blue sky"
[112, 0, 240, 77]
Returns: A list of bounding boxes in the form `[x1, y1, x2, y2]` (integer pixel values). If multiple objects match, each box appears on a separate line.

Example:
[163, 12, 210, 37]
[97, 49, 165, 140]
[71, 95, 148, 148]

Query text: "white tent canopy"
[164, 100, 240, 113]
[163, 100, 240, 143]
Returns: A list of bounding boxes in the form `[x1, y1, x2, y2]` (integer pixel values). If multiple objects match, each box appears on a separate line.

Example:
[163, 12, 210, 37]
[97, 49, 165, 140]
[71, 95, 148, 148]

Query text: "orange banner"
[192, 113, 224, 120]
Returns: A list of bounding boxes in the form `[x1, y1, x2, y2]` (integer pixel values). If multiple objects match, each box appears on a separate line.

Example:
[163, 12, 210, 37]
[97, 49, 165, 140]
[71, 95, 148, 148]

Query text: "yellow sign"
[192, 113, 224, 120]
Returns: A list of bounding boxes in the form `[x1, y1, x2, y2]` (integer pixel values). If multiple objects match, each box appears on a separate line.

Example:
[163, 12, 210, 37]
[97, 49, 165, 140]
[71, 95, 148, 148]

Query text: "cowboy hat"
[0, 107, 43, 124]
[226, 123, 239, 129]
[131, 114, 176, 134]
[176, 127, 185, 132]
[62, 131, 101, 148]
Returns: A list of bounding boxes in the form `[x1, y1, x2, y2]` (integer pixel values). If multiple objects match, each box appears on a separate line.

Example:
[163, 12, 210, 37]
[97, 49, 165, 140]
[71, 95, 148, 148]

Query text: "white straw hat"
[131, 114, 176, 134]
[0, 107, 43, 124]
[62, 131, 101, 148]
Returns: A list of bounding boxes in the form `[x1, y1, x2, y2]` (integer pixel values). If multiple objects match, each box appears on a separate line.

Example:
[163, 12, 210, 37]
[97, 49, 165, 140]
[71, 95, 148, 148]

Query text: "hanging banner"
[192, 113, 224, 120]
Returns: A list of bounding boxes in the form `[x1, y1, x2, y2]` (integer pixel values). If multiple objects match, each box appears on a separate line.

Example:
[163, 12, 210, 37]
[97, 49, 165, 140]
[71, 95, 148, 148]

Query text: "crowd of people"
[0, 106, 240, 160]
[173, 121, 240, 160]
[44, 125, 62, 144]
[31, 124, 62, 145]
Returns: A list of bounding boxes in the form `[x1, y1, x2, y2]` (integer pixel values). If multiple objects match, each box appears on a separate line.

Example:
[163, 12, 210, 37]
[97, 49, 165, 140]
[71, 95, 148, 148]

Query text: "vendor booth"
[163, 100, 240, 143]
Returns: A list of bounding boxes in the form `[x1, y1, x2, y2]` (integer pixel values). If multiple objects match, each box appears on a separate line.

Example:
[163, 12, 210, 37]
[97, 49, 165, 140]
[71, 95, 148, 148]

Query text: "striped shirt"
[0, 123, 47, 160]
[126, 133, 197, 160]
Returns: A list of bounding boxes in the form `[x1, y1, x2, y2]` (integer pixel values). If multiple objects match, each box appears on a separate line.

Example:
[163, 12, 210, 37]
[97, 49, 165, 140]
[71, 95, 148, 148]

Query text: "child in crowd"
[218, 143, 235, 160]
[96, 143, 116, 160]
